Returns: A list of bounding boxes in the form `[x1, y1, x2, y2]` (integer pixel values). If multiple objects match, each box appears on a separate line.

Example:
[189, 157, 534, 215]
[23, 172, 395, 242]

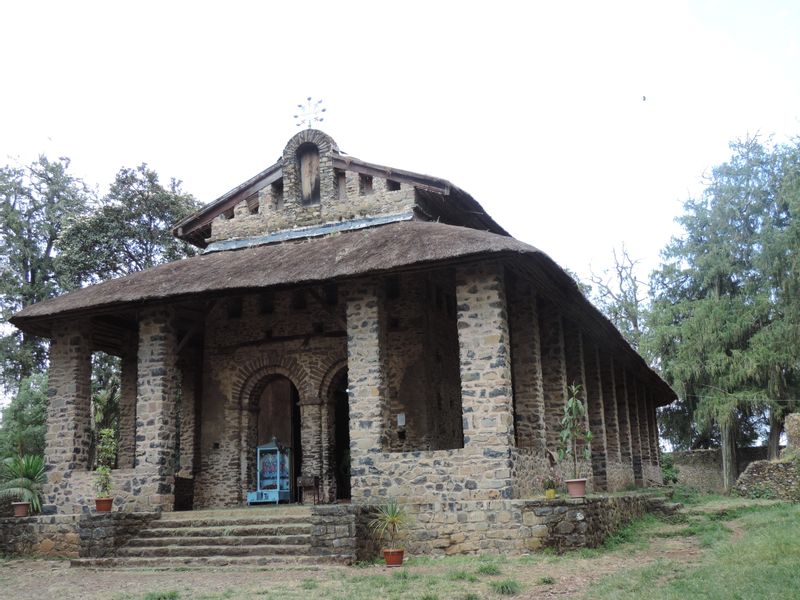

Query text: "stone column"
[562, 320, 592, 484]
[456, 262, 515, 450]
[507, 280, 546, 452]
[637, 382, 652, 470]
[626, 372, 644, 487]
[648, 394, 660, 467]
[117, 349, 138, 469]
[320, 401, 335, 502]
[582, 340, 608, 491]
[600, 355, 620, 462]
[346, 280, 387, 501]
[611, 361, 635, 489]
[539, 299, 567, 451]
[44, 322, 92, 502]
[135, 307, 179, 511]
[299, 400, 322, 482]
[177, 360, 198, 477]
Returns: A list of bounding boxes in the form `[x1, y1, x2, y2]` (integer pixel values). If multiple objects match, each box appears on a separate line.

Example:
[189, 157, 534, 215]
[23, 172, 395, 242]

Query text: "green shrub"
[538, 575, 555, 585]
[0, 454, 45, 513]
[477, 563, 501, 576]
[489, 579, 522, 595]
[660, 453, 679, 484]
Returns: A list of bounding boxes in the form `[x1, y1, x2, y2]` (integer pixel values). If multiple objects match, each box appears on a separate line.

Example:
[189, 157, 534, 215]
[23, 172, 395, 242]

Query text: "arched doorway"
[253, 376, 302, 502]
[329, 368, 350, 501]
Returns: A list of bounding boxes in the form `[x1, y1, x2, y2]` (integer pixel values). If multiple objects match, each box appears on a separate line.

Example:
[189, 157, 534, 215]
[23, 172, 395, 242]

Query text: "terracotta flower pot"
[95, 497, 113, 512]
[12, 501, 30, 517]
[383, 548, 404, 567]
[545, 488, 557, 500]
[565, 478, 587, 498]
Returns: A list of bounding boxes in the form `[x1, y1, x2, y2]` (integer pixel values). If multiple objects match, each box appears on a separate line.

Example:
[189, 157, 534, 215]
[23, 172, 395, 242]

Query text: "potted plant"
[557, 384, 593, 498]
[369, 498, 409, 567]
[543, 476, 558, 500]
[95, 427, 117, 512]
[0, 455, 45, 517]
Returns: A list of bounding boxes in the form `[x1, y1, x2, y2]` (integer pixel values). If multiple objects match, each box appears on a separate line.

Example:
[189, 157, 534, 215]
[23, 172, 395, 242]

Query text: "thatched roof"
[11, 221, 675, 403]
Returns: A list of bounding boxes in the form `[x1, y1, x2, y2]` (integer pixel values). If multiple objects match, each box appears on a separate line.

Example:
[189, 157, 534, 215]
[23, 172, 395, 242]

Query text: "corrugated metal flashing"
[203, 211, 415, 253]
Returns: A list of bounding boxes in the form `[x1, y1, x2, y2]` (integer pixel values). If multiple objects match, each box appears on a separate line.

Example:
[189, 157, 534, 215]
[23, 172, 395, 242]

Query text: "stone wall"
[209, 129, 417, 244]
[320, 494, 655, 558]
[671, 447, 775, 493]
[734, 459, 800, 501]
[0, 514, 81, 558]
[79, 512, 157, 558]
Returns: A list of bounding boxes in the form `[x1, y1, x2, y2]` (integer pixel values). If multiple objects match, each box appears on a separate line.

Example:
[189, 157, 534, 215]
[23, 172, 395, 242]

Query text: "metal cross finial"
[293, 97, 326, 128]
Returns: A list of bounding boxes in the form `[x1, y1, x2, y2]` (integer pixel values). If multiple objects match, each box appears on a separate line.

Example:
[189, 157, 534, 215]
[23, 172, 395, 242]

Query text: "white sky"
[1, 0, 799, 286]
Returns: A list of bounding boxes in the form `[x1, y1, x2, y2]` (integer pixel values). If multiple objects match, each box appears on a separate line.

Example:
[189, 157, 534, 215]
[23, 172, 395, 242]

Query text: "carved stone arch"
[319, 357, 349, 404]
[281, 129, 338, 206]
[232, 354, 312, 411]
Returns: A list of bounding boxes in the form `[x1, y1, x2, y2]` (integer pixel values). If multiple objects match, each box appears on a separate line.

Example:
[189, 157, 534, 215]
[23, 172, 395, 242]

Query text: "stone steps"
[137, 524, 310, 538]
[117, 543, 311, 557]
[127, 534, 310, 548]
[71, 554, 349, 569]
[76, 506, 323, 568]
[646, 496, 684, 516]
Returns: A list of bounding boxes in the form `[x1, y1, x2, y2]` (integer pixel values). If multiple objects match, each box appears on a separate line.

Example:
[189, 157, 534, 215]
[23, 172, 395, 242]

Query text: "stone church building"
[12, 130, 674, 516]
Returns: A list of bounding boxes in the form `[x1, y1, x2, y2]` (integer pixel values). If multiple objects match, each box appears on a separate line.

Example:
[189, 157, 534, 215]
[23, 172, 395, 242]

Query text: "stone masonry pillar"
[118, 349, 138, 469]
[299, 400, 322, 482]
[614, 361, 634, 481]
[648, 393, 660, 467]
[539, 299, 568, 452]
[637, 382, 652, 471]
[582, 340, 608, 491]
[346, 280, 387, 502]
[456, 262, 515, 450]
[507, 280, 546, 452]
[600, 355, 621, 466]
[135, 307, 179, 511]
[44, 322, 92, 510]
[626, 372, 644, 486]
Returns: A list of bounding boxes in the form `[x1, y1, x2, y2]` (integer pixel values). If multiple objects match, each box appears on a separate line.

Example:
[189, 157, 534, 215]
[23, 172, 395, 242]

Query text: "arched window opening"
[296, 143, 320, 205]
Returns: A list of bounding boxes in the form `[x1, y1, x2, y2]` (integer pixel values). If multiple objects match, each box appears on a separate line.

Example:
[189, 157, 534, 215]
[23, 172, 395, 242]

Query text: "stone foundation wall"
[321, 494, 656, 558]
[0, 514, 81, 558]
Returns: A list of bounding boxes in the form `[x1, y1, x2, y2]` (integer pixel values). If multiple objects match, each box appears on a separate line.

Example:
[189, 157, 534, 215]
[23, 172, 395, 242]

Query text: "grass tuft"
[143, 593, 179, 600]
[537, 575, 555, 585]
[477, 563, 501, 576]
[489, 579, 522, 595]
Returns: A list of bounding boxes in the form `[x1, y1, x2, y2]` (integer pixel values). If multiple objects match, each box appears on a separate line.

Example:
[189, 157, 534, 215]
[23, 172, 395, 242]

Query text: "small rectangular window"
[359, 174, 373, 195]
[271, 180, 284, 210]
[246, 193, 259, 215]
[336, 171, 347, 201]
[386, 179, 401, 191]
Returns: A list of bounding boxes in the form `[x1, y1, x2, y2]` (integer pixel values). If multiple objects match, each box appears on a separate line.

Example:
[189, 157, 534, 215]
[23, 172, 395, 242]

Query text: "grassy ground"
[1, 491, 797, 599]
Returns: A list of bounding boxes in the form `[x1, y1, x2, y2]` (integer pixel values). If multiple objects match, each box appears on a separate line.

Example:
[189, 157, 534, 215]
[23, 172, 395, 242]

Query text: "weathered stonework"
[583, 340, 608, 491]
[539, 300, 567, 451]
[0, 514, 82, 558]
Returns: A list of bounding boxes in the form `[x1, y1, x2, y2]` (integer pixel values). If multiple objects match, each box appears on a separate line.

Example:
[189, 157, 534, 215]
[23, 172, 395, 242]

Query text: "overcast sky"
[2, 0, 799, 286]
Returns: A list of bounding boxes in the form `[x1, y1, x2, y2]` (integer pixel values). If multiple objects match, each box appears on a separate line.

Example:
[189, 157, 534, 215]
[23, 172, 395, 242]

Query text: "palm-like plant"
[0, 455, 46, 513]
[368, 499, 409, 549]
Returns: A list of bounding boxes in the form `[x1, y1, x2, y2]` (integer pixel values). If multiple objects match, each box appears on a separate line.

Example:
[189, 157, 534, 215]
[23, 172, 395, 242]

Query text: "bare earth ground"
[0, 498, 778, 600]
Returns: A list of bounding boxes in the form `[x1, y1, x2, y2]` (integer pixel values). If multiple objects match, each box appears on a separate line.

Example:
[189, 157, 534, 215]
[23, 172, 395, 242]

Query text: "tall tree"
[0, 373, 48, 458]
[0, 156, 89, 388]
[590, 245, 647, 351]
[646, 136, 800, 487]
[57, 164, 200, 287]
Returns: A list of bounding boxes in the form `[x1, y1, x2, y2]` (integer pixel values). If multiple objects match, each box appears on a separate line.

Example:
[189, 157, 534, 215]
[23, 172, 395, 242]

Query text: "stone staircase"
[72, 505, 341, 568]
[646, 496, 684, 516]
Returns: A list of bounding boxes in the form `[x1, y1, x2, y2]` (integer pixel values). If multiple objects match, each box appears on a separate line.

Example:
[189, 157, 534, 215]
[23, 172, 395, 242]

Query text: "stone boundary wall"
[0, 514, 82, 557]
[670, 447, 776, 493]
[734, 459, 800, 501]
[43, 468, 166, 515]
[0, 512, 156, 559]
[330, 494, 656, 558]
